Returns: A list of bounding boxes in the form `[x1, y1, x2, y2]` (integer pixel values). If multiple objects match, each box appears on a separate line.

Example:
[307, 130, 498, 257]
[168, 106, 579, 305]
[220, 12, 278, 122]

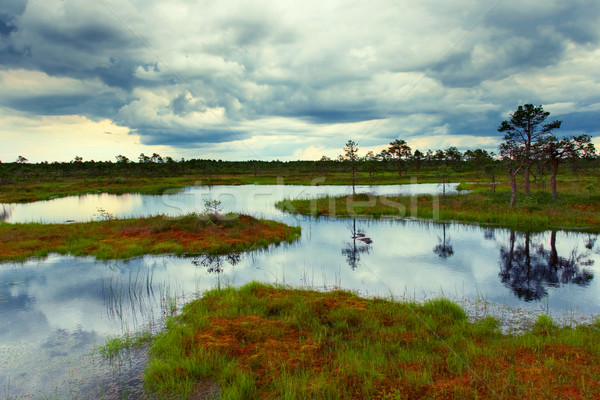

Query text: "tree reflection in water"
[192, 253, 242, 273]
[499, 230, 595, 301]
[0, 205, 10, 222]
[193, 252, 242, 289]
[433, 223, 454, 259]
[341, 218, 373, 269]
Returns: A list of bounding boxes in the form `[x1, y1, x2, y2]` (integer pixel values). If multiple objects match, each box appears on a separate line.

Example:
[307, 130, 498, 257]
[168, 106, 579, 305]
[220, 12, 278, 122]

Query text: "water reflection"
[193, 253, 243, 290]
[192, 253, 242, 273]
[1, 183, 459, 224]
[499, 231, 594, 301]
[341, 219, 373, 269]
[433, 223, 454, 259]
[585, 234, 597, 251]
[0, 204, 11, 222]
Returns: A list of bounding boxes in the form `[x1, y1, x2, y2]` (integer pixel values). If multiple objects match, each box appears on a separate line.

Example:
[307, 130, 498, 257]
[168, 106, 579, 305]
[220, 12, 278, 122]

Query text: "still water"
[1, 184, 599, 398]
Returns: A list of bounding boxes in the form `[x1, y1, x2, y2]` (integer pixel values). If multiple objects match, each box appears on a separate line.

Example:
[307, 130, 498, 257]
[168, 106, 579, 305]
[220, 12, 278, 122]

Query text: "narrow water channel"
[1, 184, 599, 398]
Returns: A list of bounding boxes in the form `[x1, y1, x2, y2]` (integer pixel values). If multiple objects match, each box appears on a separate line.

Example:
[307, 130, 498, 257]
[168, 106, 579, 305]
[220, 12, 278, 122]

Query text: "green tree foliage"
[536, 134, 596, 199]
[498, 104, 562, 195]
[444, 146, 462, 165]
[388, 139, 412, 175]
[364, 151, 379, 180]
[115, 155, 129, 163]
[138, 153, 151, 163]
[463, 149, 493, 170]
[412, 149, 424, 170]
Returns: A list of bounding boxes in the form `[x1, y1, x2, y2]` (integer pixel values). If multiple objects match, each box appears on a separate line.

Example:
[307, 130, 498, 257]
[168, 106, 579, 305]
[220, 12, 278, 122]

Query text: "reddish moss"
[0, 214, 299, 262]
[154, 285, 600, 399]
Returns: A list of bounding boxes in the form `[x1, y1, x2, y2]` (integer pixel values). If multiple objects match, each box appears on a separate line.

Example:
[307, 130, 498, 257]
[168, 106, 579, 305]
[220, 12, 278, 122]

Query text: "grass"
[99, 329, 153, 361]
[0, 213, 301, 262]
[144, 282, 600, 399]
[276, 182, 600, 233]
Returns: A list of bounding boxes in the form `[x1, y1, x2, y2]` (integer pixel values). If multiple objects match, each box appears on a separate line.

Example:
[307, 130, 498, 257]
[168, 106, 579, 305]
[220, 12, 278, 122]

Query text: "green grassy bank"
[0, 214, 300, 262]
[276, 185, 600, 233]
[143, 282, 600, 399]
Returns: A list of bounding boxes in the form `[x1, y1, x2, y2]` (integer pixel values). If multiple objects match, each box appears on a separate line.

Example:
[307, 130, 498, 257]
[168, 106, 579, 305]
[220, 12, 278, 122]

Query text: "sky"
[0, 0, 599, 163]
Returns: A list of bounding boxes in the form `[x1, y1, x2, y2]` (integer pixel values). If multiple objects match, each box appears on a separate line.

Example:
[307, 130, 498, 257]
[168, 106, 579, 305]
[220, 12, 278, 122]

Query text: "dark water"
[1, 184, 599, 398]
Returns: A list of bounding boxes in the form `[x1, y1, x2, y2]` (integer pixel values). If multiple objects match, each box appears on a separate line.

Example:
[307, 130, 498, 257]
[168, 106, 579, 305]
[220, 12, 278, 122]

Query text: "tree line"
[1, 147, 516, 182]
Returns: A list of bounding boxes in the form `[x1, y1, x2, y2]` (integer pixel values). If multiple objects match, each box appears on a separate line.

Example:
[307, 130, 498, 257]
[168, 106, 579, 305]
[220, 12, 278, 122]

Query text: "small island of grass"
[144, 282, 600, 399]
[276, 184, 600, 233]
[0, 214, 300, 262]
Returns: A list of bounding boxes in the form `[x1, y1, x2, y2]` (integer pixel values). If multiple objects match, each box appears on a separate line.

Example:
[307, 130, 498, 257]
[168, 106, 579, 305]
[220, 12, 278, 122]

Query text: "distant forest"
[1, 145, 597, 180]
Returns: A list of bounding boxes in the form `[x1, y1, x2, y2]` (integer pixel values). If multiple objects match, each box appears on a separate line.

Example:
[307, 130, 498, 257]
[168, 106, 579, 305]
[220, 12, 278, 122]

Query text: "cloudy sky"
[1, 0, 599, 162]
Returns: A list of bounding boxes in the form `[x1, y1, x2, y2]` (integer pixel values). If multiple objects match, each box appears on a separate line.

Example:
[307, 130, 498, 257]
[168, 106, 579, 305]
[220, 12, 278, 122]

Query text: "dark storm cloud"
[6, 93, 124, 118]
[222, 18, 272, 47]
[431, 1, 600, 88]
[0, 2, 139, 87]
[487, 2, 600, 46]
[431, 35, 566, 88]
[135, 128, 250, 146]
[0, 1, 27, 16]
[290, 109, 382, 124]
[441, 110, 503, 138]
[0, 14, 17, 36]
[558, 111, 600, 134]
[34, 22, 126, 52]
[93, 58, 140, 90]
[170, 92, 196, 116]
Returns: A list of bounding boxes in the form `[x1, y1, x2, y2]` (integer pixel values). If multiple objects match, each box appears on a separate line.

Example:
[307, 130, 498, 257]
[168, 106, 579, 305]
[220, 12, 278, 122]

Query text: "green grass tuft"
[144, 283, 600, 399]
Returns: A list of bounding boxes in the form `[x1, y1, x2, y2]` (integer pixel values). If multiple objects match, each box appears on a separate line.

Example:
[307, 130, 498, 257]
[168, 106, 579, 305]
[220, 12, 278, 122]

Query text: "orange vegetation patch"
[195, 315, 324, 388]
[0, 214, 298, 262]
[426, 344, 600, 400]
[113, 217, 292, 254]
[146, 283, 600, 399]
[188, 292, 600, 399]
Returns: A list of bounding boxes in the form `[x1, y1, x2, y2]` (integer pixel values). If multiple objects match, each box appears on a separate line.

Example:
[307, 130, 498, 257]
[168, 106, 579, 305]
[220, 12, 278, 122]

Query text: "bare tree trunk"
[549, 230, 558, 269]
[351, 162, 356, 197]
[509, 164, 523, 208]
[551, 159, 559, 200]
[524, 162, 531, 195]
[510, 170, 518, 208]
[524, 232, 532, 288]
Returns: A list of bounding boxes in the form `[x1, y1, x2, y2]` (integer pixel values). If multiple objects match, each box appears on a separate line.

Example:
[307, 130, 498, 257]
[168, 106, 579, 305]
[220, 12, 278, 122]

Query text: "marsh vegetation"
[0, 213, 300, 262]
[144, 282, 600, 399]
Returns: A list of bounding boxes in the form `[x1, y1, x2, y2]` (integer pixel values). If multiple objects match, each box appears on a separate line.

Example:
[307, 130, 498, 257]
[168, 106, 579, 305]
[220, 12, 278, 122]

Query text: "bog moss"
[144, 282, 600, 399]
[0, 214, 301, 262]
